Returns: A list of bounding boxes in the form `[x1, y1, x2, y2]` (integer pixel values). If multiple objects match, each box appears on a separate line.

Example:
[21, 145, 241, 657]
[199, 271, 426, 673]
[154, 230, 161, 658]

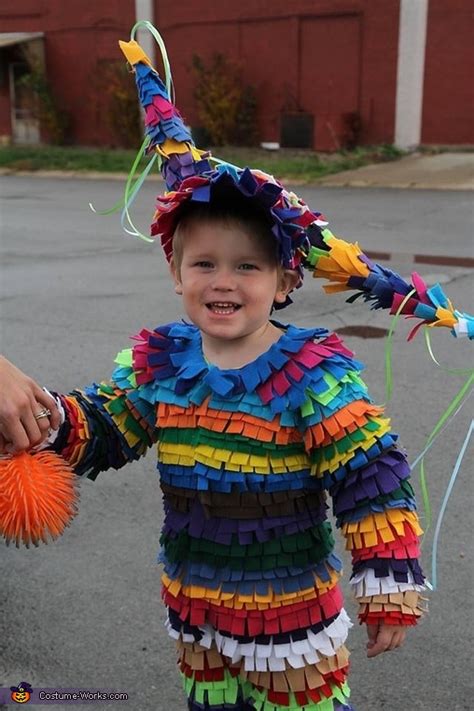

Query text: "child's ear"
[274, 269, 299, 304]
[169, 258, 183, 295]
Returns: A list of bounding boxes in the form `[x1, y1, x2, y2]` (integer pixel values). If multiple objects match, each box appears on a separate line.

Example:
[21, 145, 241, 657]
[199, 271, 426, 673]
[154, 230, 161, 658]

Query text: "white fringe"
[166, 609, 353, 672]
[350, 568, 426, 598]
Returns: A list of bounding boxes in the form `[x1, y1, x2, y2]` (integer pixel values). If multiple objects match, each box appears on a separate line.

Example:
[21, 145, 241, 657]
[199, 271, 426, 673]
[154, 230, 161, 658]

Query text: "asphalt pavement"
[0, 167, 473, 711]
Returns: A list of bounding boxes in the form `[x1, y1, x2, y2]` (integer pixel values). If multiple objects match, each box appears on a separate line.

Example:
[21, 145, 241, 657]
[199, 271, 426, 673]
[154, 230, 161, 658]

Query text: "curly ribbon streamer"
[209, 156, 246, 172]
[417, 328, 474, 534]
[384, 288, 416, 403]
[387, 309, 474, 587]
[430, 419, 473, 591]
[424, 328, 474, 375]
[89, 20, 175, 236]
[130, 20, 174, 99]
[88, 136, 153, 217]
[121, 140, 157, 241]
[416, 331, 474, 549]
[89, 137, 158, 242]
[409, 360, 474, 590]
[416, 371, 473, 534]
[409, 389, 472, 472]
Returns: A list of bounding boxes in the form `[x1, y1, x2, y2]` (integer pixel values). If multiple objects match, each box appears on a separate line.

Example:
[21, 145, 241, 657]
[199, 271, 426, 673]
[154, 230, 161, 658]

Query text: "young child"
[0, 36, 433, 711]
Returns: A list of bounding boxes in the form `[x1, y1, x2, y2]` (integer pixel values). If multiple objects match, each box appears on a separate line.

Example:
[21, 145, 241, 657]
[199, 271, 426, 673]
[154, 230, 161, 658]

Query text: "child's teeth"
[210, 302, 238, 313]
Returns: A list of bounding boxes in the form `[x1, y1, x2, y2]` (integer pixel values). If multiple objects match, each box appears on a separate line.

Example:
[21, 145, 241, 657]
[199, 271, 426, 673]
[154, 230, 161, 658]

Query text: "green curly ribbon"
[384, 294, 473, 588]
[121, 139, 157, 241]
[130, 20, 174, 97]
[424, 328, 474, 375]
[417, 330, 474, 535]
[88, 136, 153, 217]
[430, 418, 473, 590]
[384, 288, 416, 403]
[90, 21, 175, 237]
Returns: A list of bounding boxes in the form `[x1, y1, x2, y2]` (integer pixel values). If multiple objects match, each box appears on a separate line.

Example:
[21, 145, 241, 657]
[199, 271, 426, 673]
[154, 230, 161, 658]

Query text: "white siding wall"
[134, 0, 155, 64]
[395, 0, 429, 149]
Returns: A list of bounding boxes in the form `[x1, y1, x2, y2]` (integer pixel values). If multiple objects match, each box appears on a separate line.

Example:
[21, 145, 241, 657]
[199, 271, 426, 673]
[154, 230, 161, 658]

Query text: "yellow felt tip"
[156, 139, 207, 161]
[156, 138, 190, 157]
[433, 307, 457, 328]
[118, 39, 153, 68]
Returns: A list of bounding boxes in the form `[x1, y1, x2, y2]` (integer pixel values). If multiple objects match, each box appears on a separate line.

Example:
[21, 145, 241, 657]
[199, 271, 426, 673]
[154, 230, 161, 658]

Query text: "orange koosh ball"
[0, 450, 79, 547]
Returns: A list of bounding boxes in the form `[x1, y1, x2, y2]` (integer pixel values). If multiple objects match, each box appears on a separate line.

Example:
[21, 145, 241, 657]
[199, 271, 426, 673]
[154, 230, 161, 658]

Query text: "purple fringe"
[331, 449, 411, 516]
[162, 498, 327, 546]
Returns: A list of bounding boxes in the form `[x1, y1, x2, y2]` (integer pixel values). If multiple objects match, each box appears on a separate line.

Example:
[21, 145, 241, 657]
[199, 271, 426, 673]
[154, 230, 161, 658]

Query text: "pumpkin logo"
[10, 681, 33, 704]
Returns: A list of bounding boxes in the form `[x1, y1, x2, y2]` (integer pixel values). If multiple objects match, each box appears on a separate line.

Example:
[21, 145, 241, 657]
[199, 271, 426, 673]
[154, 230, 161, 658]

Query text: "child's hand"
[0, 356, 60, 452]
[366, 623, 406, 657]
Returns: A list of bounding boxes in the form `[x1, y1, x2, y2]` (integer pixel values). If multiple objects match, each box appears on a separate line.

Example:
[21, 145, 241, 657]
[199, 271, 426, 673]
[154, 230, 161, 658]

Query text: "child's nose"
[211, 267, 236, 290]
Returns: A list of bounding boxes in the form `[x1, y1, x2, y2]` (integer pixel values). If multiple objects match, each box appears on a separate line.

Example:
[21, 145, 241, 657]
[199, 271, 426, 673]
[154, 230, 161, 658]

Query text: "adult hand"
[0, 355, 60, 452]
[366, 623, 406, 657]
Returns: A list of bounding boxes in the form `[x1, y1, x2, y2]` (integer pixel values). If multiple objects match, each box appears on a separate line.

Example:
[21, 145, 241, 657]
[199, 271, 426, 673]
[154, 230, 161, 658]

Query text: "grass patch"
[0, 144, 405, 182]
[0, 145, 138, 173]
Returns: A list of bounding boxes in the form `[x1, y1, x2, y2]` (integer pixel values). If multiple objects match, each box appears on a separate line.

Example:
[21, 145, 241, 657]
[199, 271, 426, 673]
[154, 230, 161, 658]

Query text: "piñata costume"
[49, 321, 425, 711]
[38, 31, 448, 711]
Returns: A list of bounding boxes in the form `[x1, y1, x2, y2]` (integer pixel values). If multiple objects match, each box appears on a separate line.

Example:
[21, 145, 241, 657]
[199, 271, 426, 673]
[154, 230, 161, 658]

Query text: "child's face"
[171, 221, 295, 344]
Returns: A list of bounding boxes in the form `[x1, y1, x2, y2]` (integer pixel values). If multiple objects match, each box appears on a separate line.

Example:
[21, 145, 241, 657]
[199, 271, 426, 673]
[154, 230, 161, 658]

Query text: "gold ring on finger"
[34, 408, 52, 420]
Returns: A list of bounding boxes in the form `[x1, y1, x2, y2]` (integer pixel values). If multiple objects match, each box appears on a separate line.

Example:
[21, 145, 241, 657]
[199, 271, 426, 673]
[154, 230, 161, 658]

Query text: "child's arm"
[0, 346, 158, 479]
[0, 355, 61, 452]
[47, 345, 159, 479]
[300, 332, 425, 657]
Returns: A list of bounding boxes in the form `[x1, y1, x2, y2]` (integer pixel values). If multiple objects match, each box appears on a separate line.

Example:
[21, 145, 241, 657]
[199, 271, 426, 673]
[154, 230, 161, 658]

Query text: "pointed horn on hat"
[303, 223, 473, 340]
[119, 34, 472, 336]
[119, 39, 211, 192]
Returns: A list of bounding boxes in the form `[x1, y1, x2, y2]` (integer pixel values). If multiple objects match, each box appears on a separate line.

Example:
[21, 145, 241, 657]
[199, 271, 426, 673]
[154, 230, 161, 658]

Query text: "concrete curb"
[0, 168, 165, 182]
[1, 168, 471, 191]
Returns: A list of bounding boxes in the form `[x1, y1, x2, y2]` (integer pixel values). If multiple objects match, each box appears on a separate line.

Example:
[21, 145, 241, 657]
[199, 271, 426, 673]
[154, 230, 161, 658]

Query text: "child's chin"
[201, 311, 243, 329]
[200, 321, 247, 340]
[202, 324, 242, 337]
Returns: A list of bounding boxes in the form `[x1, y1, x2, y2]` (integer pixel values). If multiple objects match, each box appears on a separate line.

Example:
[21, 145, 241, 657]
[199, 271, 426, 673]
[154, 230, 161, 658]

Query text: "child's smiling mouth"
[206, 302, 242, 315]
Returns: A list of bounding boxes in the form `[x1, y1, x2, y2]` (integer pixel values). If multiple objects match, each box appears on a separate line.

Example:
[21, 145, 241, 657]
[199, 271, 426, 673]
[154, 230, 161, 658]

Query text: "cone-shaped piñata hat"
[119, 37, 473, 336]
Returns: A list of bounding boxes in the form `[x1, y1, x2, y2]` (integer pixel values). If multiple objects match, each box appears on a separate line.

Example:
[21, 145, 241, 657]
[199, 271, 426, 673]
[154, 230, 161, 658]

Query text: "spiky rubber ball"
[0, 451, 78, 547]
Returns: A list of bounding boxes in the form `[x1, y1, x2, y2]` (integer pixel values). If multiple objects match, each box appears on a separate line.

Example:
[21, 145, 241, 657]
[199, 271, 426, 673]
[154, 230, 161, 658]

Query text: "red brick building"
[0, 0, 472, 150]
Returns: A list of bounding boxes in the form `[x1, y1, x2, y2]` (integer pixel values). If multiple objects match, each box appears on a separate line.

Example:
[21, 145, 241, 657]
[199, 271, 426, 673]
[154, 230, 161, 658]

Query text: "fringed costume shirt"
[50, 322, 425, 711]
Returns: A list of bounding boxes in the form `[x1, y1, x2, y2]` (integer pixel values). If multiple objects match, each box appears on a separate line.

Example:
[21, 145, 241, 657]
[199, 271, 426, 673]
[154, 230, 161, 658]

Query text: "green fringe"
[162, 522, 335, 572]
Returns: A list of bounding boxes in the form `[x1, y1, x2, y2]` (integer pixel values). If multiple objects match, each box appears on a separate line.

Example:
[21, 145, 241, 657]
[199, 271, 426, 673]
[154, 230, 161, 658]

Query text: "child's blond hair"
[171, 188, 279, 273]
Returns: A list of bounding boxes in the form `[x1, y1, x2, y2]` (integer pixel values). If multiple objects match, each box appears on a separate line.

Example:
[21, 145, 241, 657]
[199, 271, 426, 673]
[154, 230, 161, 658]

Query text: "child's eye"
[194, 261, 213, 268]
[238, 263, 258, 271]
